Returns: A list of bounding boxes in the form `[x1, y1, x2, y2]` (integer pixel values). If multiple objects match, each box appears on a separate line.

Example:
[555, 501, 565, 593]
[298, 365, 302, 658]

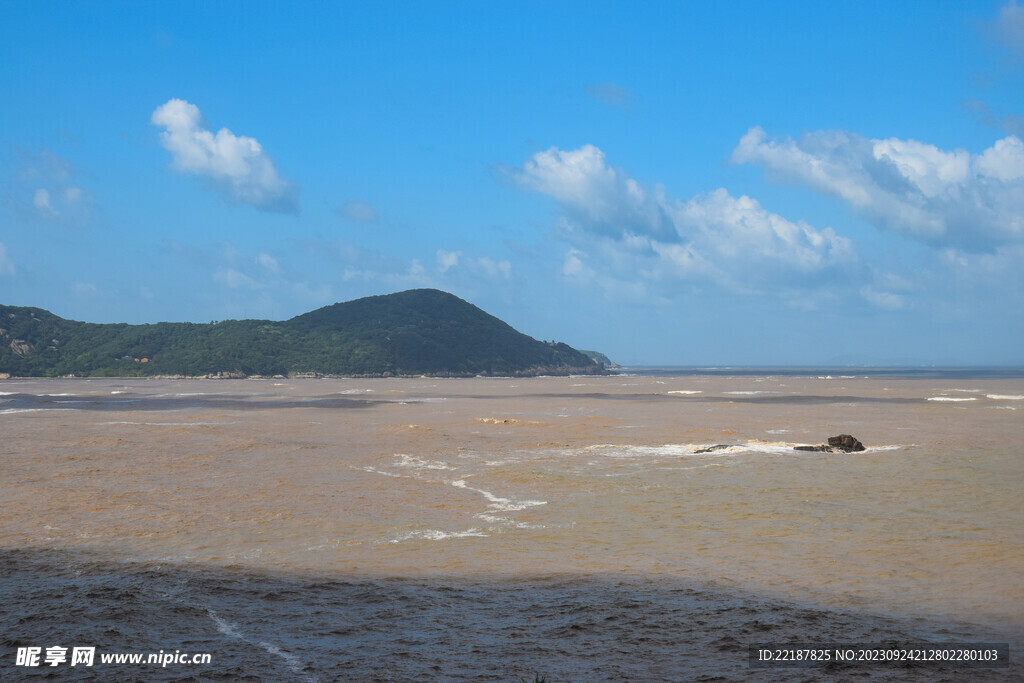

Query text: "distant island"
[0, 289, 608, 379]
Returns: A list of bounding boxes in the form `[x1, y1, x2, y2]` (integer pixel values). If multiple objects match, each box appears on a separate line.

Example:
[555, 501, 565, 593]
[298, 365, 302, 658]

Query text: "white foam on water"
[987, 394, 1024, 400]
[388, 528, 490, 543]
[866, 444, 907, 452]
[475, 514, 549, 529]
[353, 465, 408, 479]
[101, 421, 231, 426]
[723, 390, 778, 395]
[451, 479, 547, 512]
[585, 440, 908, 460]
[927, 396, 977, 402]
[0, 408, 76, 415]
[394, 454, 457, 471]
[667, 390, 702, 395]
[207, 609, 314, 681]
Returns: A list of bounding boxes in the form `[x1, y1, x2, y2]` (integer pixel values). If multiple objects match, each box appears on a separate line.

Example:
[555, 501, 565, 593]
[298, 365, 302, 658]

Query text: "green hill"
[0, 289, 605, 378]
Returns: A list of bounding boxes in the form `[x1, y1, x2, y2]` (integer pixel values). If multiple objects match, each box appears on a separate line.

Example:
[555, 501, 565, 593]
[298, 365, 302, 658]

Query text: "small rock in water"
[693, 444, 734, 454]
[828, 434, 865, 452]
[794, 434, 865, 453]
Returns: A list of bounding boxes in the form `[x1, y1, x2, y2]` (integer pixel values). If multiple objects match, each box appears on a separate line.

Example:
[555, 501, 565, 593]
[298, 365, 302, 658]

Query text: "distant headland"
[0, 289, 608, 378]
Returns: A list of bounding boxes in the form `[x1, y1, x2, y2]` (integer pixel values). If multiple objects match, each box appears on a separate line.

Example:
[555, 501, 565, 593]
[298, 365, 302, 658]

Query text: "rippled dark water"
[2, 549, 1012, 682]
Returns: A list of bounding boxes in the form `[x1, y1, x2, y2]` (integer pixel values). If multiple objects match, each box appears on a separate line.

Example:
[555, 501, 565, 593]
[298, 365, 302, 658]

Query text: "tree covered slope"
[0, 289, 604, 377]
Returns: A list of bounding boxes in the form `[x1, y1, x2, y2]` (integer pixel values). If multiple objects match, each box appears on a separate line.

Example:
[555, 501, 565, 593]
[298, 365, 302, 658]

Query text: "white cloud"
[514, 144, 677, 242]
[0, 243, 14, 277]
[512, 144, 852, 294]
[472, 256, 511, 279]
[732, 126, 1024, 249]
[437, 249, 460, 272]
[151, 98, 298, 213]
[337, 200, 378, 224]
[436, 249, 510, 279]
[562, 249, 592, 279]
[257, 252, 280, 273]
[975, 135, 1024, 181]
[10, 150, 94, 223]
[860, 286, 905, 310]
[214, 268, 261, 290]
[33, 188, 55, 215]
[559, 249, 649, 302]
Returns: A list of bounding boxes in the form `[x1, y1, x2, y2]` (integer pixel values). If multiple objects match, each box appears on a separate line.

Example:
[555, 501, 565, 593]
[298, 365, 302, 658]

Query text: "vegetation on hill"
[579, 350, 615, 367]
[0, 289, 605, 378]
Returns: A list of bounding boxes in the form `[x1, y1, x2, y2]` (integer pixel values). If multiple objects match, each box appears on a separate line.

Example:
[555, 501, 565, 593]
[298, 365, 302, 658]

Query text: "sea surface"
[1, 372, 1021, 680]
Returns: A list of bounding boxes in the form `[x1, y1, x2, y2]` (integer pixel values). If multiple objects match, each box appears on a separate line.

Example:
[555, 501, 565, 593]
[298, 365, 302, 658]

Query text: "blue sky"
[2, 1, 1023, 365]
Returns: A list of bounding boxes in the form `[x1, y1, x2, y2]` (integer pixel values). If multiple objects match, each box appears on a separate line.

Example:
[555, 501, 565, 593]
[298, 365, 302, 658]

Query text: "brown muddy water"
[1, 373, 1021, 680]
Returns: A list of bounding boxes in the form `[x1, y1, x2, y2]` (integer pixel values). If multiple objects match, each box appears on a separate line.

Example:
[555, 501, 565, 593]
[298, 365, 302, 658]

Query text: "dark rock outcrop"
[794, 434, 865, 453]
[694, 444, 735, 454]
[828, 434, 865, 452]
[794, 444, 832, 452]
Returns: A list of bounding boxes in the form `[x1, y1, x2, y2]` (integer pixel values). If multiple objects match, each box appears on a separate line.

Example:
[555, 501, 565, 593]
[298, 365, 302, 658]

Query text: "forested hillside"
[0, 289, 604, 378]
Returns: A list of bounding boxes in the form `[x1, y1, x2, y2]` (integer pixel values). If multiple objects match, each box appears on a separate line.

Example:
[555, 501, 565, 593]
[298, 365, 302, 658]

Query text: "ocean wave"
[394, 454, 457, 471]
[101, 421, 233, 426]
[206, 609, 311, 680]
[353, 465, 408, 479]
[451, 479, 547, 512]
[927, 396, 977, 402]
[987, 394, 1024, 400]
[667, 390, 702, 395]
[388, 528, 489, 543]
[583, 441, 906, 459]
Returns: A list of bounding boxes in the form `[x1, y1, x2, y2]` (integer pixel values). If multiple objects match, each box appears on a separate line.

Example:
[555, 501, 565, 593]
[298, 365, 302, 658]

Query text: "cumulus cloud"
[437, 249, 460, 272]
[337, 200, 378, 224]
[0, 243, 14, 277]
[151, 99, 298, 213]
[514, 144, 677, 242]
[732, 126, 1024, 250]
[511, 144, 852, 294]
